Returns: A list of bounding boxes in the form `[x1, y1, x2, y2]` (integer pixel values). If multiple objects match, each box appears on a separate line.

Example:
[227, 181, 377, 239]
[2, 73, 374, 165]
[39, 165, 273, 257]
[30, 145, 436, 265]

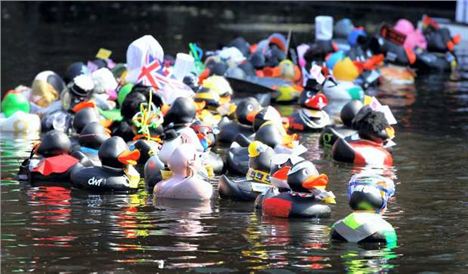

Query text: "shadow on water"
[1, 1, 468, 273]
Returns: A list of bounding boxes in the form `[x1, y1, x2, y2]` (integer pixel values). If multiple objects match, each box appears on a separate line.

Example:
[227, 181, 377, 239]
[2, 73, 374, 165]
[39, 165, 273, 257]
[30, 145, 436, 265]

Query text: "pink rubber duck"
[154, 143, 213, 200]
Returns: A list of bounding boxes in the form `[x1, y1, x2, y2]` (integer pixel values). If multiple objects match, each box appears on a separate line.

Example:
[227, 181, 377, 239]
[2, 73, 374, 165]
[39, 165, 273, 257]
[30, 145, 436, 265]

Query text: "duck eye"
[306, 91, 312, 97]
[247, 105, 253, 111]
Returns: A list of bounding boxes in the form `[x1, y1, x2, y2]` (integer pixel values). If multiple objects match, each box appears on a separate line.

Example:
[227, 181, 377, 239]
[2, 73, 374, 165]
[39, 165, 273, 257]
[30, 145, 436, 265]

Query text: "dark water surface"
[2, 2, 468, 273]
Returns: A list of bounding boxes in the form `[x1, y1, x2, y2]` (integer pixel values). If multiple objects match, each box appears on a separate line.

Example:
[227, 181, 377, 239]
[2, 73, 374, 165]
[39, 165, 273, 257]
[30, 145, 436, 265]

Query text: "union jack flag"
[137, 53, 189, 91]
[137, 54, 169, 89]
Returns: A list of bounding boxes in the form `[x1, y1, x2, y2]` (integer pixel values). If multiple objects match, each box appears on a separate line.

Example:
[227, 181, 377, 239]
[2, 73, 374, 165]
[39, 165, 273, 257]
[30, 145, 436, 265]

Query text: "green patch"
[348, 87, 364, 100]
[343, 213, 362, 230]
[99, 108, 122, 121]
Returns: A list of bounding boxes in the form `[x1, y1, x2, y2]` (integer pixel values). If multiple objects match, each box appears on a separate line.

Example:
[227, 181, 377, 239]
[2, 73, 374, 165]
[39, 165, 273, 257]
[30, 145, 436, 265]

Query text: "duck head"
[270, 155, 305, 190]
[201, 75, 233, 105]
[167, 143, 201, 177]
[194, 87, 220, 111]
[236, 97, 262, 126]
[352, 106, 395, 143]
[248, 141, 274, 172]
[253, 106, 282, 131]
[347, 173, 395, 213]
[286, 160, 329, 193]
[35, 130, 72, 157]
[79, 122, 110, 150]
[162, 97, 196, 129]
[340, 100, 363, 128]
[98, 136, 140, 169]
[73, 106, 100, 134]
[61, 74, 94, 111]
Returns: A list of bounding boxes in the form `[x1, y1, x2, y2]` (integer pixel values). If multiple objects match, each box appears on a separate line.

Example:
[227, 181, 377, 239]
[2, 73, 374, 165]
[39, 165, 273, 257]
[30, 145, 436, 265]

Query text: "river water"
[1, 2, 468, 273]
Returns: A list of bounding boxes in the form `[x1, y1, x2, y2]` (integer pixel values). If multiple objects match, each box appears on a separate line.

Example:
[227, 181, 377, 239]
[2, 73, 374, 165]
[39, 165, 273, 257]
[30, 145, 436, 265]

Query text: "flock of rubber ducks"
[2, 15, 461, 245]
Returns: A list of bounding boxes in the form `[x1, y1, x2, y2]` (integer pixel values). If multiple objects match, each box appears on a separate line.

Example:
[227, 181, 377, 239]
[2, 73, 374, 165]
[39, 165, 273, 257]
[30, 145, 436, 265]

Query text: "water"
[2, 2, 468, 273]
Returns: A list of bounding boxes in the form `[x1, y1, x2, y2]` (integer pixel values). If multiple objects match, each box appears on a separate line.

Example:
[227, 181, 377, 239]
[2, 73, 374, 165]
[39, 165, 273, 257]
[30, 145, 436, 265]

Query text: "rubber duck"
[331, 174, 397, 244]
[201, 75, 233, 106]
[332, 106, 395, 166]
[288, 90, 330, 131]
[322, 75, 364, 102]
[0, 90, 41, 134]
[320, 100, 363, 148]
[18, 130, 79, 183]
[219, 141, 274, 201]
[422, 15, 461, 54]
[375, 25, 418, 85]
[30, 70, 66, 108]
[261, 160, 334, 218]
[217, 97, 262, 144]
[254, 153, 306, 209]
[70, 136, 141, 192]
[154, 143, 214, 200]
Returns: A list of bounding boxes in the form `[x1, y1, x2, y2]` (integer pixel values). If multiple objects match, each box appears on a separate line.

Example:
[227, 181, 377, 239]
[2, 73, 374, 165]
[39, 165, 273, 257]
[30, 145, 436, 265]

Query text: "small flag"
[310, 65, 325, 84]
[96, 48, 112, 60]
[137, 60, 165, 89]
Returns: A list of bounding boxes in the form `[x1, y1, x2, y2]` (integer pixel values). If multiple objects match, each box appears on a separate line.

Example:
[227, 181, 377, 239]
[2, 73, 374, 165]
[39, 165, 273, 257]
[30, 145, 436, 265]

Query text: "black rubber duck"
[259, 160, 333, 218]
[217, 97, 262, 144]
[320, 100, 363, 148]
[18, 130, 80, 184]
[219, 141, 274, 201]
[332, 106, 394, 166]
[70, 136, 141, 192]
[288, 90, 330, 131]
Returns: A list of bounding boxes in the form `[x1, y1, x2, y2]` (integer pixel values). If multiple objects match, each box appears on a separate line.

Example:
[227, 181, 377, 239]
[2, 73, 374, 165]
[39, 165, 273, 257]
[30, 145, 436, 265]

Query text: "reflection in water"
[241, 213, 334, 271]
[340, 244, 398, 274]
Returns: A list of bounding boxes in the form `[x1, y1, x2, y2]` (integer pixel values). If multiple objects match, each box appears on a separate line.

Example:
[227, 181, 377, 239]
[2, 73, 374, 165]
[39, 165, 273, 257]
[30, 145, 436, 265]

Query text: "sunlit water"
[2, 2, 468, 273]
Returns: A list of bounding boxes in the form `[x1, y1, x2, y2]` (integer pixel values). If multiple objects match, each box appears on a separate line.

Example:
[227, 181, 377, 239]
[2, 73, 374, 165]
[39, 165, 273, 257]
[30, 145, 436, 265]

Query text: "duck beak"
[219, 95, 231, 105]
[161, 104, 170, 116]
[272, 166, 290, 181]
[302, 174, 329, 190]
[72, 100, 96, 113]
[282, 134, 298, 148]
[385, 126, 395, 139]
[117, 149, 140, 165]
[100, 119, 113, 129]
[452, 34, 461, 45]
[246, 110, 259, 123]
